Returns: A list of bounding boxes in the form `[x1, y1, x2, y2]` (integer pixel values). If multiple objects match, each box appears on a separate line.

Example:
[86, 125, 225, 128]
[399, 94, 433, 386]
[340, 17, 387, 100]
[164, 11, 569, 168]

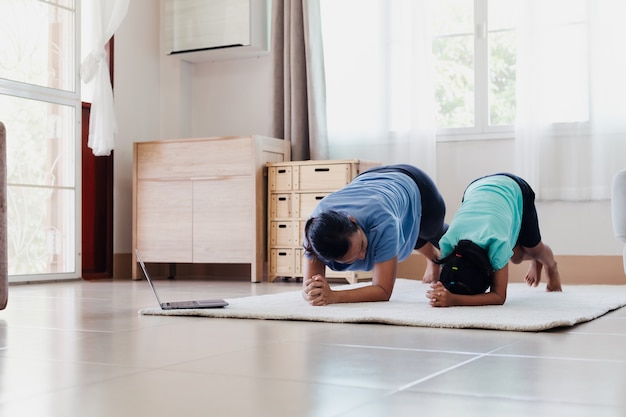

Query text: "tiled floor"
[1, 277, 625, 417]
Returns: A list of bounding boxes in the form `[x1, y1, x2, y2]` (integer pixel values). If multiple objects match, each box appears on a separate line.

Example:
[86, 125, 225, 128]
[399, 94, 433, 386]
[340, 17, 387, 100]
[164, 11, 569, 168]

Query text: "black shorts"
[466, 173, 542, 248]
[358, 164, 447, 250]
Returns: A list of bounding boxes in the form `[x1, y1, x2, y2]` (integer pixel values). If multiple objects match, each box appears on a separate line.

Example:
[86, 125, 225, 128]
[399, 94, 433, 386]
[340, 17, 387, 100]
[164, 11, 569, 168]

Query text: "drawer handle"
[278, 197, 287, 201]
[278, 169, 287, 174]
[278, 252, 288, 256]
[315, 196, 325, 200]
[278, 224, 287, 229]
[314, 168, 330, 172]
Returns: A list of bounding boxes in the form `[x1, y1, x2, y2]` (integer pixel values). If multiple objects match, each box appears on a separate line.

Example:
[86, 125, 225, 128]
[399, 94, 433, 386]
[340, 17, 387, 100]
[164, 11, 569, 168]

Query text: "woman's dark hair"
[303, 210, 358, 263]
[435, 240, 494, 295]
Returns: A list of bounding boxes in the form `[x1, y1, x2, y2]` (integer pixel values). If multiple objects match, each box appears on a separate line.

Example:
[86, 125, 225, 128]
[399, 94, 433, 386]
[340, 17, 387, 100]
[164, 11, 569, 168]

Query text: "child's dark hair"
[435, 240, 494, 295]
[303, 210, 358, 263]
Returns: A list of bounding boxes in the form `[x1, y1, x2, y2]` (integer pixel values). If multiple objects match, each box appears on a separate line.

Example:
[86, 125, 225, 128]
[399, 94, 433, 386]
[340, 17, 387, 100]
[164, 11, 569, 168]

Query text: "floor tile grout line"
[389, 342, 528, 394]
[327, 342, 626, 368]
[1, 325, 115, 334]
[393, 353, 489, 393]
[387, 344, 626, 397]
[321, 342, 515, 357]
[486, 352, 626, 364]
[323, 340, 626, 364]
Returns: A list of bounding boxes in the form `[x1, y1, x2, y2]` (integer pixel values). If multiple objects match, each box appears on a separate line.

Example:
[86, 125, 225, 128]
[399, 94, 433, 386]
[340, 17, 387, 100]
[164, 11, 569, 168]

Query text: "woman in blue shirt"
[302, 164, 447, 306]
[428, 173, 562, 307]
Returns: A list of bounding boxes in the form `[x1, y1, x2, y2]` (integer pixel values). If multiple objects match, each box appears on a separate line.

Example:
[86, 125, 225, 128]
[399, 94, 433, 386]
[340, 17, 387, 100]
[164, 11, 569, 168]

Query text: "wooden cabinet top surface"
[134, 135, 289, 180]
[135, 135, 283, 146]
[267, 159, 378, 167]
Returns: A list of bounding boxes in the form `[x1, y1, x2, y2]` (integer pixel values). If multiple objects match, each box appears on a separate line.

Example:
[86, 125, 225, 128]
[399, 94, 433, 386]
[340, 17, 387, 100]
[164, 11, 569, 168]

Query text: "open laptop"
[136, 249, 229, 309]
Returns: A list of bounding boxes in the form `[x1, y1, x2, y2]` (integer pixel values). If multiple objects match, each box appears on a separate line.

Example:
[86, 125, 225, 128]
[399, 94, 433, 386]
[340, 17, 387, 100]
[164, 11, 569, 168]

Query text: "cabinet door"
[136, 181, 193, 262]
[192, 177, 253, 263]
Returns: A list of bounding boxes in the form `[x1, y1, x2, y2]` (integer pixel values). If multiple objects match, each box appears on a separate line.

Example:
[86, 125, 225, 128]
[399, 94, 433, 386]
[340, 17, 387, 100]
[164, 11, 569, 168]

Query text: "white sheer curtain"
[80, 0, 130, 156]
[515, 0, 626, 200]
[321, 0, 437, 177]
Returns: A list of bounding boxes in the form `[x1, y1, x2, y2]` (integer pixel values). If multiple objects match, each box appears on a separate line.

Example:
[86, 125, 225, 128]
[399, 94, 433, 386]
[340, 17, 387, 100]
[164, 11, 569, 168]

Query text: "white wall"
[114, 0, 161, 256]
[191, 58, 273, 137]
[112, 1, 622, 260]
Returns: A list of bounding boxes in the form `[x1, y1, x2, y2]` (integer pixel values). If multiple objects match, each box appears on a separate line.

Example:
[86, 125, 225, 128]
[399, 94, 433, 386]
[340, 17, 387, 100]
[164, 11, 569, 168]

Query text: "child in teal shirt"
[428, 173, 562, 307]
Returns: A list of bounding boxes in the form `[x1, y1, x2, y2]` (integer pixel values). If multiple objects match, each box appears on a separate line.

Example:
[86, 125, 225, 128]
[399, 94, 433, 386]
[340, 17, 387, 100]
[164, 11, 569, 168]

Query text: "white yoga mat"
[138, 279, 626, 331]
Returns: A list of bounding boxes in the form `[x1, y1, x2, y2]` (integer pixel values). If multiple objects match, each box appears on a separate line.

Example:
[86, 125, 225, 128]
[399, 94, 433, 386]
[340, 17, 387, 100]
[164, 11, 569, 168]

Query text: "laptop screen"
[135, 249, 164, 306]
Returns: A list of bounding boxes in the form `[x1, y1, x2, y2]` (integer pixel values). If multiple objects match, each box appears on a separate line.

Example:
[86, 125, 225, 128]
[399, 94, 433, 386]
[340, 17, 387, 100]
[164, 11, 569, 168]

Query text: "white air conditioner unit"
[164, 0, 271, 62]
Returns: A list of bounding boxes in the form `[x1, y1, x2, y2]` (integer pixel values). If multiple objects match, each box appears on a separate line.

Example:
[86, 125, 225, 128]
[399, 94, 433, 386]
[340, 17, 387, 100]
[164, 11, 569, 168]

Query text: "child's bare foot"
[525, 260, 542, 287]
[545, 265, 562, 292]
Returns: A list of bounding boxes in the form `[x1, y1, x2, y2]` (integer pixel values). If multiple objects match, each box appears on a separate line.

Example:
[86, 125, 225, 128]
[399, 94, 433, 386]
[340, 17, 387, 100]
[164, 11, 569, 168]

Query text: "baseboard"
[115, 252, 625, 285]
[398, 253, 626, 285]
[114, 252, 251, 281]
[113, 253, 132, 280]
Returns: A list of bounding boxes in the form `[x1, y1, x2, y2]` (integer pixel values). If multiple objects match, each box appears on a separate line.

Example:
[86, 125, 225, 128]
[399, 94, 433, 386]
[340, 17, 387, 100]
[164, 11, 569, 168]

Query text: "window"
[321, 0, 590, 140]
[431, 0, 518, 133]
[321, 0, 625, 199]
[432, 0, 589, 137]
[0, 0, 80, 282]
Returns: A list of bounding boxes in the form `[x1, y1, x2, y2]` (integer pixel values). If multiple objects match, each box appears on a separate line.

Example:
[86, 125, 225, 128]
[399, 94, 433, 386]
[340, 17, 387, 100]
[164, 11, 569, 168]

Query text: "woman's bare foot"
[416, 244, 441, 284]
[422, 260, 441, 284]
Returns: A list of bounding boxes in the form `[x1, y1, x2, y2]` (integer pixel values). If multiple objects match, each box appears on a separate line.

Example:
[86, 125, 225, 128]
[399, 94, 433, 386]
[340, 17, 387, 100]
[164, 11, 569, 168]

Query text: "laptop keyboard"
[166, 301, 198, 308]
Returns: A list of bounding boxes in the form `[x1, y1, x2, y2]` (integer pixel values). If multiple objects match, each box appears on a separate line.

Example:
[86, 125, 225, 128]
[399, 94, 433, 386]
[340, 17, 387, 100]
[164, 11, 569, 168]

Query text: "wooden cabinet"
[132, 135, 290, 282]
[266, 160, 380, 284]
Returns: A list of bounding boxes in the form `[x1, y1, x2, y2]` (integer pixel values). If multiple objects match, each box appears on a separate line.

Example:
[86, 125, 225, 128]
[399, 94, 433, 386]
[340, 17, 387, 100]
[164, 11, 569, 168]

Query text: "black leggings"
[358, 164, 448, 250]
[465, 173, 542, 248]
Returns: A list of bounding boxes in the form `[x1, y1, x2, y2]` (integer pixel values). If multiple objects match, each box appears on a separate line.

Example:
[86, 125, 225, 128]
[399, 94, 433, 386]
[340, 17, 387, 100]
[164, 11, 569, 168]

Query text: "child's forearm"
[449, 291, 506, 306]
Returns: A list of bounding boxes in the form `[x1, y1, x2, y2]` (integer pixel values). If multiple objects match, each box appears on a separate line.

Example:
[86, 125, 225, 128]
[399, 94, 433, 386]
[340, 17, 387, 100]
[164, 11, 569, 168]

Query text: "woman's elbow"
[374, 285, 393, 302]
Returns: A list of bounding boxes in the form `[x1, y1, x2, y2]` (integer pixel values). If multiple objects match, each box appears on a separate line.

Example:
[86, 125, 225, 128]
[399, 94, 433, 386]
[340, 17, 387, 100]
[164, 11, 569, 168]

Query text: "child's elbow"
[495, 293, 507, 305]
[487, 290, 506, 305]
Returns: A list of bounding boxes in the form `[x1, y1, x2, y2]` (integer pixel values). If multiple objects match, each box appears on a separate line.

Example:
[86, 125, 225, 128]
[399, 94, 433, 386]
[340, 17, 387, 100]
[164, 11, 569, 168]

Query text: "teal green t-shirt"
[439, 175, 523, 270]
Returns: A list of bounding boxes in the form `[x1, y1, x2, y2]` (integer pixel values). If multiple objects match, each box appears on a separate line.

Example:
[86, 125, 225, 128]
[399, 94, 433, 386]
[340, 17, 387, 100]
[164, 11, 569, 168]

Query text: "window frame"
[0, 0, 82, 283]
[435, 0, 516, 142]
[435, 0, 592, 142]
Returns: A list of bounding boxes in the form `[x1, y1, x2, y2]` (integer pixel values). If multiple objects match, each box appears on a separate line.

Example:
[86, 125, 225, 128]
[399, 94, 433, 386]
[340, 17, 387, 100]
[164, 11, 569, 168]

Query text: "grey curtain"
[272, 0, 328, 161]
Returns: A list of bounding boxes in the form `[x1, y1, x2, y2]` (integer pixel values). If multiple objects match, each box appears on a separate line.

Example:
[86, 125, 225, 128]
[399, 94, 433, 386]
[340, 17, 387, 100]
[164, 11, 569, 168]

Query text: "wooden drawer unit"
[270, 249, 295, 276]
[133, 135, 290, 282]
[294, 192, 330, 218]
[267, 160, 380, 284]
[269, 221, 296, 246]
[296, 163, 354, 190]
[268, 166, 293, 191]
[269, 193, 292, 218]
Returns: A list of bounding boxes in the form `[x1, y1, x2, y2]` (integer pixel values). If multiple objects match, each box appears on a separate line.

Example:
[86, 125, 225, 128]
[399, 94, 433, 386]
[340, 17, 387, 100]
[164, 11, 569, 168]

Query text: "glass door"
[0, 0, 80, 282]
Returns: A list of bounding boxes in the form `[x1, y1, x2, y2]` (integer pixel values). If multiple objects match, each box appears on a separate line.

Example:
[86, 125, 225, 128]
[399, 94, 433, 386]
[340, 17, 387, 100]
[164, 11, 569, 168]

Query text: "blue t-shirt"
[308, 171, 422, 271]
[439, 175, 523, 270]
